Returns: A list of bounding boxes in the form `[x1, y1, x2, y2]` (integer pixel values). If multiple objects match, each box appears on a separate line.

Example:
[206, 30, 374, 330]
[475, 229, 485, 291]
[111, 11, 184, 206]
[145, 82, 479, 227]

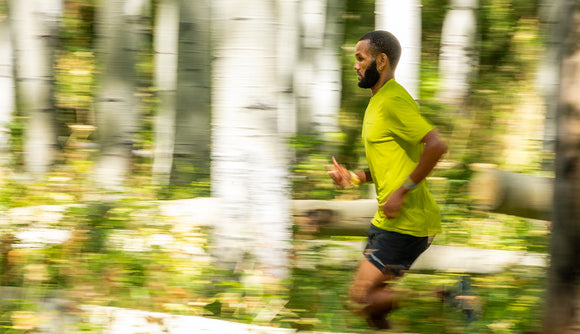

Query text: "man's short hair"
[359, 31, 401, 70]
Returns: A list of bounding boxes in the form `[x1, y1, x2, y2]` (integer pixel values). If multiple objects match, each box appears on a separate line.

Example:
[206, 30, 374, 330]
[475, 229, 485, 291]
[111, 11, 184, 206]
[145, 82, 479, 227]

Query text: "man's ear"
[377, 53, 389, 71]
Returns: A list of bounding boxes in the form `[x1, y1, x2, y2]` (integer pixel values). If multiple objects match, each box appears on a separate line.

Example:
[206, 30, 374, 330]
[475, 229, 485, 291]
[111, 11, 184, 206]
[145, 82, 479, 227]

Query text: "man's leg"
[349, 258, 400, 329]
[350, 227, 430, 328]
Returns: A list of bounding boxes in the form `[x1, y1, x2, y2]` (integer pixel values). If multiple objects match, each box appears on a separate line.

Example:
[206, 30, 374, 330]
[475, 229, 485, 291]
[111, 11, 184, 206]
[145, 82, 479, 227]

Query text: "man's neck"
[371, 73, 394, 96]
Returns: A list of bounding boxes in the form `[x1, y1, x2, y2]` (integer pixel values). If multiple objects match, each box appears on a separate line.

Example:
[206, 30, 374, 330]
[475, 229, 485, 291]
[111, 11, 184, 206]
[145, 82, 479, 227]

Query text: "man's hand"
[381, 187, 408, 219]
[328, 156, 352, 188]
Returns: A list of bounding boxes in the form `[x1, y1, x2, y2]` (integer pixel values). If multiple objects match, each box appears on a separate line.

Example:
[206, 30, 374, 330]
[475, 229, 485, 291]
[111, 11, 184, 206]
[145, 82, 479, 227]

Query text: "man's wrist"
[399, 185, 411, 195]
[402, 175, 417, 191]
[363, 169, 372, 183]
[355, 170, 367, 184]
[349, 171, 361, 186]
[347, 170, 371, 187]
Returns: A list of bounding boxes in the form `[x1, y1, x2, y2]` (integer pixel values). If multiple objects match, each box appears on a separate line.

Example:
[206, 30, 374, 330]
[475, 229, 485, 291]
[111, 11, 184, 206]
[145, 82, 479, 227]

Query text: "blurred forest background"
[0, 0, 574, 332]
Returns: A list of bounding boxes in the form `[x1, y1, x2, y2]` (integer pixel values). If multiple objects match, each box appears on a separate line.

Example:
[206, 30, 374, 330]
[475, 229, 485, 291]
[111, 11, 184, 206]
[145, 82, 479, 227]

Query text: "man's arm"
[381, 130, 447, 218]
[408, 130, 447, 186]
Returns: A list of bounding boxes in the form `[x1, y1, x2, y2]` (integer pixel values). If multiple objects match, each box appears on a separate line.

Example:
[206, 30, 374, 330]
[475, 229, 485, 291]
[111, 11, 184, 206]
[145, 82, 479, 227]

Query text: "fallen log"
[291, 199, 376, 237]
[155, 198, 376, 237]
[469, 166, 553, 221]
[411, 244, 547, 274]
[300, 240, 547, 274]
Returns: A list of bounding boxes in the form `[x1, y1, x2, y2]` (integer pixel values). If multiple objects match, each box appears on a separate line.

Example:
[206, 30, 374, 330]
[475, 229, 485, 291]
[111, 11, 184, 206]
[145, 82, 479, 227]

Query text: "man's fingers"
[381, 194, 404, 218]
[331, 156, 349, 176]
[328, 170, 338, 180]
[328, 170, 343, 185]
[332, 156, 341, 169]
[383, 208, 398, 219]
[330, 156, 353, 188]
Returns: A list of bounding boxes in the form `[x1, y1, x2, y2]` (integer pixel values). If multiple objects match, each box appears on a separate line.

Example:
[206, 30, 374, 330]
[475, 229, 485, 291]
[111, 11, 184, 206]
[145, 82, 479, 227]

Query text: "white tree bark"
[311, 0, 344, 135]
[152, 0, 212, 186]
[375, 0, 421, 100]
[0, 15, 14, 162]
[94, 0, 148, 191]
[211, 0, 291, 278]
[276, 0, 300, 136]
[9, 0, 62, 177]
[171, 0, 211, 186]
[438, 0, 479, 107]
[152, 0, 179, 185]
[294, 0, 343, 135]
[295, 0, 326, 134]
[538, 0, 562, 155]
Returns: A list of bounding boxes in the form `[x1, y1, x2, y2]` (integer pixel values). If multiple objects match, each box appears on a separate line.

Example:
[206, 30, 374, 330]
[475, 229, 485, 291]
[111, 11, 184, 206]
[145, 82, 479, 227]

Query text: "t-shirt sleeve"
[385, 96, 434, 144]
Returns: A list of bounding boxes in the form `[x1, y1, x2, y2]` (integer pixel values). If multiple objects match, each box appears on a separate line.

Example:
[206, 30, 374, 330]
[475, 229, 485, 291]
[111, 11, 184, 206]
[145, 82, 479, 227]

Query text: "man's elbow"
[423, 130, 447, 159]
[428, 136, 447, 158]
[437, 140, 448, 157]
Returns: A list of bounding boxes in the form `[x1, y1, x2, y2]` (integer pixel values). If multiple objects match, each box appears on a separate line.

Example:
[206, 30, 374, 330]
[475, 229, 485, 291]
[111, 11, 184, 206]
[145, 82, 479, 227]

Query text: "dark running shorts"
[364, 224, 430, 277]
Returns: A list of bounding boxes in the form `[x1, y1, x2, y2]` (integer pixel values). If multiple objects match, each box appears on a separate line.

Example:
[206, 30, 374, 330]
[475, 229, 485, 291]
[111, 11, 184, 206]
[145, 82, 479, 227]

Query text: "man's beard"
[358, 59, 380, 89]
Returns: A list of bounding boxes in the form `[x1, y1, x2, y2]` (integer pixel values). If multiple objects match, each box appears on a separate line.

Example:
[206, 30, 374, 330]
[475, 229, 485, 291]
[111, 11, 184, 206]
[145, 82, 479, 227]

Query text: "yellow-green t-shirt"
[362, 79, 441, 237]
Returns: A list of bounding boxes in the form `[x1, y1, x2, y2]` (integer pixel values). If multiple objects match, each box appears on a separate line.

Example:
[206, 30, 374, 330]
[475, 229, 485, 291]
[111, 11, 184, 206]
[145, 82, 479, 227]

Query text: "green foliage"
[395, 268, 545, 334]
[156, 180, 211, 200]
[421, 0, 449, 63]
[285, 241, 546, 333]
[68, 202, 126, 253]
[0, 190, 550, 333]
[0, 0, 552, 332]
[61, 0, 96, 50]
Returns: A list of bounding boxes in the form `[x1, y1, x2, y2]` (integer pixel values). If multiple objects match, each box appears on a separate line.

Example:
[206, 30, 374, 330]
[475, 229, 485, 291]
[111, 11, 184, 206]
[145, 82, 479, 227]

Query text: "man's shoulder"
[381, 90, 418, 113]
[380, 81, 415, 103]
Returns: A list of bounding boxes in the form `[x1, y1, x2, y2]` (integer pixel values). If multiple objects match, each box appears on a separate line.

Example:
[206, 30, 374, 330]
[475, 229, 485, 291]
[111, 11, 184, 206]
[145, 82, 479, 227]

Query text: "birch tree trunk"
[152, 0, 179, 185]
[438, 0, 479, 107]
[295, 0, 326, 134]
[276, 0, 299, 136]
[543, 0, 580, 332]
[538, 0, 561, 157]
[211, 0, 291, 278]
[0, 15, 14, 163]
[437, 0, 479, 161]
[294, 0, 343, 136]
[375, 0, 421, 100]
[94, 0, 146, 191]
[310, 0, 344, 136]
[9, 0, 62, 178]
[171, 0, 211, 186]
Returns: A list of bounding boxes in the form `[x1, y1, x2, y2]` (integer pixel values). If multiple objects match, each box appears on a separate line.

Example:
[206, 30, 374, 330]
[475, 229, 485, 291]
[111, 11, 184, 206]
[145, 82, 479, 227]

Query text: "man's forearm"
[408, 130, 447, 185]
